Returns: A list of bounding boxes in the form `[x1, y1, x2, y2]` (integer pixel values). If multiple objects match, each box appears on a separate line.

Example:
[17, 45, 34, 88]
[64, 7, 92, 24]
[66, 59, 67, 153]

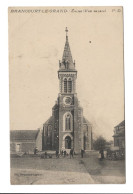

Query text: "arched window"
[46, 125, 52, 149]
[63, 112, 73, 131]
[64, 78, 67, 93]
[68, 78, 72, 93]
[65, 114, 71, 130]
[47, 125, 52, 137]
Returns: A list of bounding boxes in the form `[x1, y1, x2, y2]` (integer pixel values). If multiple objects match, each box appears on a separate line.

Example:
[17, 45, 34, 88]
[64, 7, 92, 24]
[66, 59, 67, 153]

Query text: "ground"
[10, 151, 125, 184]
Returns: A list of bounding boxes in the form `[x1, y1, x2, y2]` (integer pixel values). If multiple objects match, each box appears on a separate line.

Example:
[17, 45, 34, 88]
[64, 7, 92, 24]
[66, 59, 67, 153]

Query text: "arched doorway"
[65, 136, 71, 149]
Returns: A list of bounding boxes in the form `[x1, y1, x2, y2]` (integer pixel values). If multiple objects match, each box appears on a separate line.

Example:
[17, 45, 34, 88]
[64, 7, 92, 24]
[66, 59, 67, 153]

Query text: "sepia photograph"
[8, 6, 125, 185]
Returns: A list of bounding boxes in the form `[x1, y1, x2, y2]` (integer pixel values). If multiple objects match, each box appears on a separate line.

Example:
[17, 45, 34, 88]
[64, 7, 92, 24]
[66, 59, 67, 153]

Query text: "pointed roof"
[62, 35, 73, 64]
[114, 120, 125, 128]
[59, 28, 76, 71]
[52, 102, 59, 110]
[83, 117, 92, 126]
[43, 116, 53, 125]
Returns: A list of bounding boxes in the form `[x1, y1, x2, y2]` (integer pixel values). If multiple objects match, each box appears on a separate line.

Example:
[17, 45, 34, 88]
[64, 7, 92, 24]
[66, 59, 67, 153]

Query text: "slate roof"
[62, 35, 73, 65]
[44, 116, 53, 125]
[115, 120, 125, 128]
[60, 30, 75, 71]
[113, 120, 125, 138]
[10, 130, 40, 141]
[52, 103, 59, 110]
[83, 117, 91, 125]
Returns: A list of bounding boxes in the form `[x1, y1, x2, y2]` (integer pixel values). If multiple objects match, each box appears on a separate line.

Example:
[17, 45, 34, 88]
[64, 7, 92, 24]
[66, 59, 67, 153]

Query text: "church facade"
[42, 28, 93, 153]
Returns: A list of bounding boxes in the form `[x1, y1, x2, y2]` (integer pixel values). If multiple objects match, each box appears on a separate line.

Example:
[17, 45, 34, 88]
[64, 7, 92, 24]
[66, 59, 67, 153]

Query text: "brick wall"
[10, 141, 36, 154]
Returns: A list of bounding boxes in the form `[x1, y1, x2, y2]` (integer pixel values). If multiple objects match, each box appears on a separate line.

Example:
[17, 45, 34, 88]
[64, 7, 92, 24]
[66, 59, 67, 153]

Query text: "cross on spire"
[65, 27, 68, 36]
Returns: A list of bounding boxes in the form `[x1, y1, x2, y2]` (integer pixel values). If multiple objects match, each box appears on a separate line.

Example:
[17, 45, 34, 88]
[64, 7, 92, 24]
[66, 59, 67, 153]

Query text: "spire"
[61, 27, 74, 69]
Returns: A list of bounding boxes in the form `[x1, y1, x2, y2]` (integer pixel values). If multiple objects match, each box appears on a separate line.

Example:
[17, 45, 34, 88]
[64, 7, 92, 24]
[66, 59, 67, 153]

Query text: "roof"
[43, 116, 53, 125]
[52, 103, 59, 110]
[10, 129, 40, 141]
[62, 36, 73, 65]
[115, 120, 125, 128]
[113, 120, 125, 137]
[83, 117, 91, 125]
[59, 29, 75, 71]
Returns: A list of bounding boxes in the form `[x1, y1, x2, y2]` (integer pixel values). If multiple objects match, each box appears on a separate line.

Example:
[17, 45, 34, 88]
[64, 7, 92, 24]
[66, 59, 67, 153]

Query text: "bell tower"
[58, 28, 82, 152]
[58, 27, 77, 95]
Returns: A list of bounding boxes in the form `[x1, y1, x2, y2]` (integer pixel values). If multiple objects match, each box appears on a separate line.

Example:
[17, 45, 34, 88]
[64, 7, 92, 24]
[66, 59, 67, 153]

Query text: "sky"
[9, 7, 124, 140]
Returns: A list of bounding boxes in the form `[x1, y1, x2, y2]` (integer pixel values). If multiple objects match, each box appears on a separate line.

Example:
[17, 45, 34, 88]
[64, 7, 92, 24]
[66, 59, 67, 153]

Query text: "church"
[42, 28, 93, 153]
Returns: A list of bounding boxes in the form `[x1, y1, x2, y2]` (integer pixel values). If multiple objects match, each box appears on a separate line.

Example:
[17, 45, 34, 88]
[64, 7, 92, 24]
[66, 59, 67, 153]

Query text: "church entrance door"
[65, 136, 71, 149]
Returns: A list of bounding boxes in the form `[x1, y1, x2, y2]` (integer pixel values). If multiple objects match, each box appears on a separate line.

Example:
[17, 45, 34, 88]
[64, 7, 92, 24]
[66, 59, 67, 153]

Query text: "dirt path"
[11, 157, 94, 184]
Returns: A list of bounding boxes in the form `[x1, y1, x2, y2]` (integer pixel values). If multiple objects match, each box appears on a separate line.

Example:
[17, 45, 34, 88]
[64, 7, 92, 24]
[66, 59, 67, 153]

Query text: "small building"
[10, 129, 42, 154]
[113, 120, 125, 149]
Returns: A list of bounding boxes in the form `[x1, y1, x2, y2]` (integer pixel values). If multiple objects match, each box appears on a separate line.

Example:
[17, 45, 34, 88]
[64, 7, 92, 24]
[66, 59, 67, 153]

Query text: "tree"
[93, 136, 107, 151]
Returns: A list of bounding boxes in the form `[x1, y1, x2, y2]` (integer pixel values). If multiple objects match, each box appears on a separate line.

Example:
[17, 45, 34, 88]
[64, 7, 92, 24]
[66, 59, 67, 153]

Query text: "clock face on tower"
[63, 96, 72, 105]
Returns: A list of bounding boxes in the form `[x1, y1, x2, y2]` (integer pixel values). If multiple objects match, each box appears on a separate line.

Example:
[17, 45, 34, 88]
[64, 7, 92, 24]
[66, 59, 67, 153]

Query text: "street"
[10, 151, 125, 184]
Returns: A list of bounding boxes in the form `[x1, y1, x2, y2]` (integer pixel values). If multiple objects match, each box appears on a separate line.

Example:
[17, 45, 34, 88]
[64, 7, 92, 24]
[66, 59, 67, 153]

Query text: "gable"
[43, 116, 53, 126]
[83, 117, 91, 126]
[115, 120, 125, 128]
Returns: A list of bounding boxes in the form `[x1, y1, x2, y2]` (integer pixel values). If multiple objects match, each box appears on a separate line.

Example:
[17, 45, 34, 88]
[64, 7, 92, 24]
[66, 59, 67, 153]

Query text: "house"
[10, 129, 42, 154]
[113, 120, 125, 149]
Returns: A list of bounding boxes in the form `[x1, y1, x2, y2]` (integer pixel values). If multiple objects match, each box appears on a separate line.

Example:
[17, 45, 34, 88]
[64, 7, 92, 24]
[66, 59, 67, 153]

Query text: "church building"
[42, 28, 93, 153]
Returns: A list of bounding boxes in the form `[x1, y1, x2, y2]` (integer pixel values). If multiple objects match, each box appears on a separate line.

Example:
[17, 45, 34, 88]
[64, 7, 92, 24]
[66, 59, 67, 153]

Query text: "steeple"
[59, 27, 75, 71]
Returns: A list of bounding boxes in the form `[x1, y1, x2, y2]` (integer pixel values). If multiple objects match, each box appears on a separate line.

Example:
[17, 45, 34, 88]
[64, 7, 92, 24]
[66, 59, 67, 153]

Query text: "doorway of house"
[16, 143, 20, 152]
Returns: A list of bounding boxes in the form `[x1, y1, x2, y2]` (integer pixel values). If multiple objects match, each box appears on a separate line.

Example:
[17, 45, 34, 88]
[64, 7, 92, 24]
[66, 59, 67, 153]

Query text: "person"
[64, 150, 66, 157]
[70, 149, 72, 159]
[34, 148, 36, 155]
[99, 149, 104, 160]
[70, 149, 74, 158]
[34, 147, 38, 155]
[44, 151, 47, 159]
[56, 150, 59, 158]
[101, 150, 104, 159]
[81, 149, 84, 158]
[72, 148, 74, 157]
[61, 150, 63, 156]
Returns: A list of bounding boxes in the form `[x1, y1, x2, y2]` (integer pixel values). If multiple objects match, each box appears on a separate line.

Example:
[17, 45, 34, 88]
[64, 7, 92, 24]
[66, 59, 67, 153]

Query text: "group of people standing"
[56, 148, 85, 159]
[56, 149, 74, 158]
[55, 150, 67, 158]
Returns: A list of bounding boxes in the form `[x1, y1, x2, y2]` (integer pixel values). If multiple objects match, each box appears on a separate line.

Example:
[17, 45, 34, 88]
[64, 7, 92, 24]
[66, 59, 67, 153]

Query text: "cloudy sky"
[9, 7, 124, 140]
